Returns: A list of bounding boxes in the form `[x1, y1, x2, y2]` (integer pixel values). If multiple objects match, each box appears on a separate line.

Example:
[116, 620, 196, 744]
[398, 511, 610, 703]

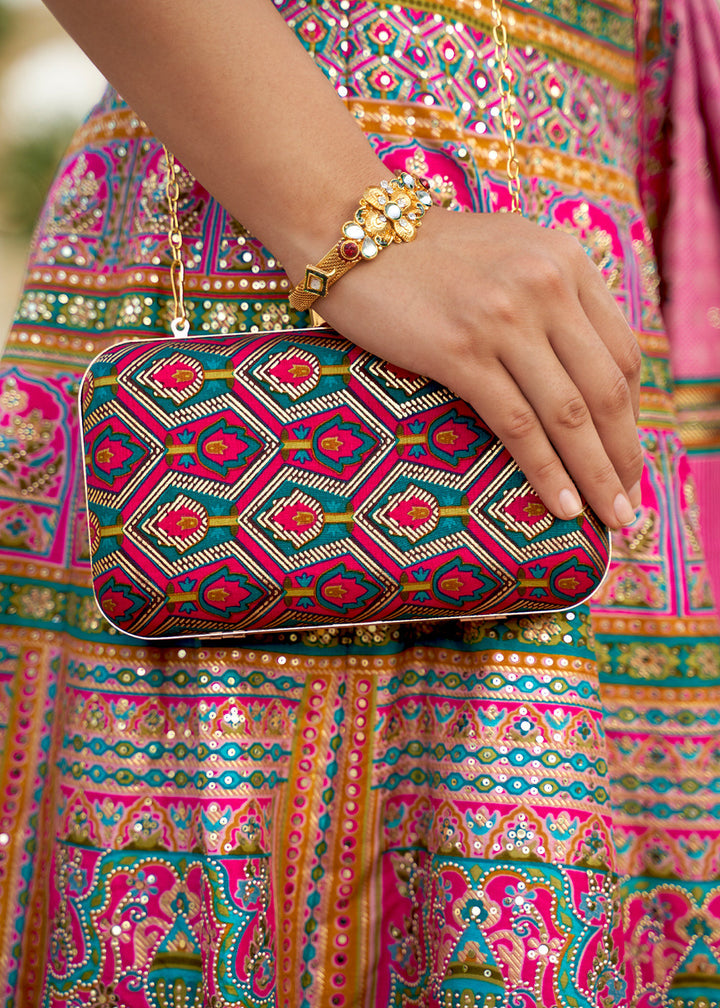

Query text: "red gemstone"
[339, 239, 360, 260]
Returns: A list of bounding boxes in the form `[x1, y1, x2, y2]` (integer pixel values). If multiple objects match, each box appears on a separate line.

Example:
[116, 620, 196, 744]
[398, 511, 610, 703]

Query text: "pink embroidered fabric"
[638, 0, 720, 597]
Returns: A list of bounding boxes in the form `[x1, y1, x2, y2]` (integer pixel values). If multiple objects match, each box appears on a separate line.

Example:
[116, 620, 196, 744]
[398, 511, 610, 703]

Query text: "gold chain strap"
[163, 0, 520, 332]
[490, 0, 522, 214]
[164, 148, 189, 336]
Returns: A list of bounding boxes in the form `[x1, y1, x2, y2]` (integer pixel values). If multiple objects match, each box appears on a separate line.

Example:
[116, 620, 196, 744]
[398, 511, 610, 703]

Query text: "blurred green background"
[0, 0, 104, 343]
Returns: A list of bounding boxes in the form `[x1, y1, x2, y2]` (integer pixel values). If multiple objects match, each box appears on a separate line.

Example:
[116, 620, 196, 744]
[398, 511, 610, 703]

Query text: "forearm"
[42, 0, 385, 281]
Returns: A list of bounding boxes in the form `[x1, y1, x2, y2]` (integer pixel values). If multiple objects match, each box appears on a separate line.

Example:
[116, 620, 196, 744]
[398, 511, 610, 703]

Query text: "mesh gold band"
[287, 171, 434, 312]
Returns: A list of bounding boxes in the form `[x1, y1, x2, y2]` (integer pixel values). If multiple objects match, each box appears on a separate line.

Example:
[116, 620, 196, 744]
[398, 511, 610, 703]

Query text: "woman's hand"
[319, 208, 643, 531]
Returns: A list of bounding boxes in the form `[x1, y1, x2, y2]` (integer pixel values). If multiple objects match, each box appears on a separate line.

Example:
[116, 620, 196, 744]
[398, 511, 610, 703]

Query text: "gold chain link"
[490, 0, 522, 214]
[163, 0, 519, 332]
[163, 147, 189, 336]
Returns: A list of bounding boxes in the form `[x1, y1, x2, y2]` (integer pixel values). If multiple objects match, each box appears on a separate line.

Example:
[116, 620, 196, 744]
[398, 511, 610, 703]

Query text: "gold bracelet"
[288, 171, 433, 311]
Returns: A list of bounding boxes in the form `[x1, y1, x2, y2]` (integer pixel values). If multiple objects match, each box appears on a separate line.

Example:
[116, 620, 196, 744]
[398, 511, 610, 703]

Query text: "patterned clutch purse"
[79, 325, 610, 639]
[79, 0, 609, 639]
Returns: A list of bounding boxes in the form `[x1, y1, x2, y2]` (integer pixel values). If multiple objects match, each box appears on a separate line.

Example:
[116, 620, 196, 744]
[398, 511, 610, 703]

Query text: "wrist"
[276, 166, 389, 285]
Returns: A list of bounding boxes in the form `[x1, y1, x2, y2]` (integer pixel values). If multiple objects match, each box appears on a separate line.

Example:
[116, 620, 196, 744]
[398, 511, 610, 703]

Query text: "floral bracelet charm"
[289, 172, 432, 312]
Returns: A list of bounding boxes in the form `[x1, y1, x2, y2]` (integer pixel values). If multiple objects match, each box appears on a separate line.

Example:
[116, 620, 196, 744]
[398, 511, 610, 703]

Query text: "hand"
[319, 208, 643, 531]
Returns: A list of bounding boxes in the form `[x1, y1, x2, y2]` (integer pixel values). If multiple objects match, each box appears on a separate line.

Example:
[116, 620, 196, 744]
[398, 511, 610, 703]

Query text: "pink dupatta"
[639, 0, 720, 600]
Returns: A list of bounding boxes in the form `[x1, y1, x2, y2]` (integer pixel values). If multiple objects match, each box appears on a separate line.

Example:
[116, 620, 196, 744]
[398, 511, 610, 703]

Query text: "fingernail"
[614, 493, 636, 528]
[629, 481, 642, 509]
[559, 488, 583, 519]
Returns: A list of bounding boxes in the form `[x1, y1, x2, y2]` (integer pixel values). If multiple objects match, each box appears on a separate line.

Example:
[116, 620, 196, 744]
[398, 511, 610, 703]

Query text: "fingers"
[576, 253, 642, 423]
[550, 318, 644, 512]
[525, 359, 640, 528]
[477, 355, 638, 530]
[490, 239, 643, 527]
[471, 362, 588, 520]
[564, 246, 644, 505]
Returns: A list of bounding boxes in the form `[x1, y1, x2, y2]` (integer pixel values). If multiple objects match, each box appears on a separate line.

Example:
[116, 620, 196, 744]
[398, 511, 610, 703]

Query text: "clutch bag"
[79, 325, 610, 639]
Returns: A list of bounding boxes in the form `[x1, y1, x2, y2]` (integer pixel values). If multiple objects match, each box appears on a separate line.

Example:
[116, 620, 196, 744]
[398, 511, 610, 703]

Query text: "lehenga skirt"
[2, 0, 720, 1005]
